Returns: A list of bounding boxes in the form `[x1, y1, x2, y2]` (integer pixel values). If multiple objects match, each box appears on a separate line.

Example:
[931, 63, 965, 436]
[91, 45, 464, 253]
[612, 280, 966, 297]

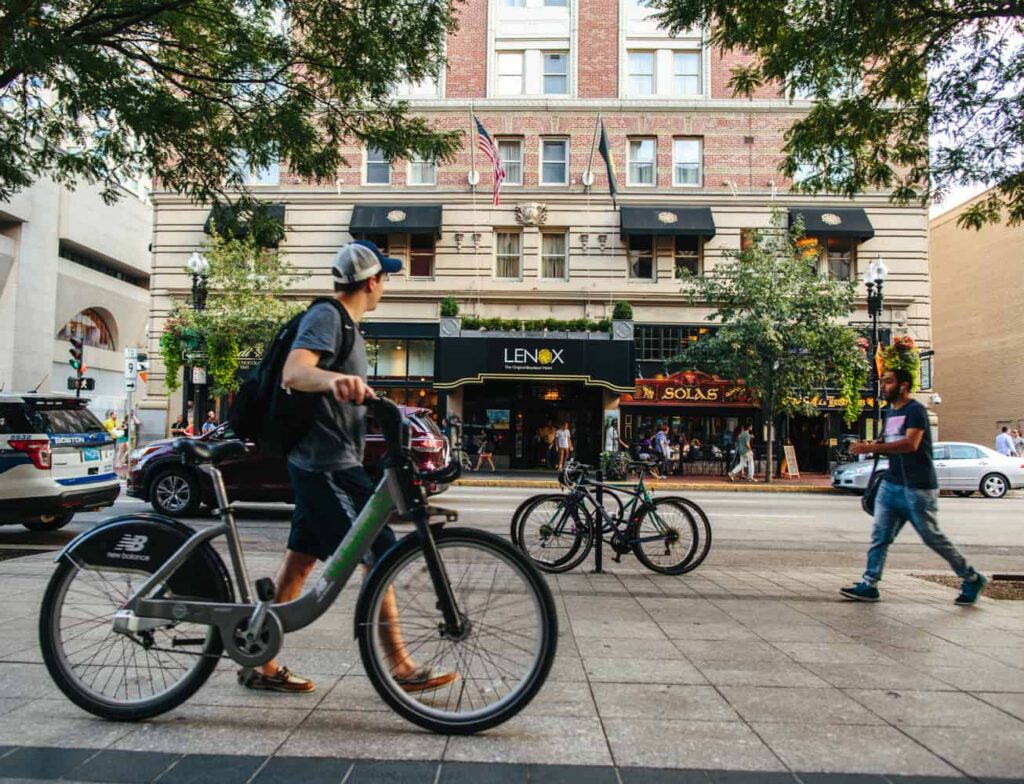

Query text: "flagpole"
[586, 112, 602, 185]
[469, 105, 480, 315]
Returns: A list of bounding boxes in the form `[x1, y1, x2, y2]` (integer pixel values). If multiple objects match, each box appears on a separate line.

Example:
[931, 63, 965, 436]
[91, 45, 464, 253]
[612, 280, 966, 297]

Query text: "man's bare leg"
[258, 549, 317, 677]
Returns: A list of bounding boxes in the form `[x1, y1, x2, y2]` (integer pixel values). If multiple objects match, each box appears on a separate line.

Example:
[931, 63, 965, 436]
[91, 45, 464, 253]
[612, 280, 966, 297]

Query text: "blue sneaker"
[840, 582, 880, 602]
[955, 573, 988, 605]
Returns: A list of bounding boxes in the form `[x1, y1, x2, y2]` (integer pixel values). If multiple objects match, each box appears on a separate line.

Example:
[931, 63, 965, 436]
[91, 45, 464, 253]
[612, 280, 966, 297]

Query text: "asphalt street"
[4, 485, 1022, 576]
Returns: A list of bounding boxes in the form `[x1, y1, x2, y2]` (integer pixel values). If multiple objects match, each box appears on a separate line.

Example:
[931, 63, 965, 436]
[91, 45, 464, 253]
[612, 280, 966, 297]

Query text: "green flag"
[598, 120, 618, 207]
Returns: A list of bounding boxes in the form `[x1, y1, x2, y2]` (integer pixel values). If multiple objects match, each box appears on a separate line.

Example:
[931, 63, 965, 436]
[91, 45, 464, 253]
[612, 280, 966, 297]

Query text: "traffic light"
[137, 353, 149, 383]
[68, 337, 83, 371]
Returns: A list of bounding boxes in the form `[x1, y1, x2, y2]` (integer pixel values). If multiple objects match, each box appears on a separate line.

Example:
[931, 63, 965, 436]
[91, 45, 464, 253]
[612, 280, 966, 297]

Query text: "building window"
[495, 231, 523, 279]
[409, 234, 435, 278]
[502, 0, 526, 6]
[543, 53, 568, 95]
[628, 138, 656, 186]
[57, 309, 115, 351]
[498, 139, 523, 185]
[356, 233, 391, 258]
[824, 237, 855, 281]
[544, 0, 568, 5]
[231, 152, 280, 186]
[407, 340, 435, 377]
[672, 138, 702, 186]
[673, 51, 702, 96]
[628, 235, 654, 279]
[496, 52, 524, 96]
[58, 241, 147, 288]
[675, 236, 701, 277]
[408, 155, 436, 186]
[635, 324, 714, 362]
[366, 146, 391, 185]
[541, 232, 568, 279]
[540, 138, 568, 185]
[627, 52, 655, 96]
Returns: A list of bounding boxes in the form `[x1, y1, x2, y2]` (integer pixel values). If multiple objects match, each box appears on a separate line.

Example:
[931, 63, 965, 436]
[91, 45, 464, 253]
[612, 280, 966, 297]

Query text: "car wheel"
[150, 468, 200, 517]
[22, 512, 75, 532]
[980, 473, 1008, 499]
[953, 491, 974, 498]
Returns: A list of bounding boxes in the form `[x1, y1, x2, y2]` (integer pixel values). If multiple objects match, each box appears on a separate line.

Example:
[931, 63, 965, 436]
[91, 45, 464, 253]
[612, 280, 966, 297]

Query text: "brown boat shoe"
[394, 666, 460, 694]
[238, 666, 315, 693]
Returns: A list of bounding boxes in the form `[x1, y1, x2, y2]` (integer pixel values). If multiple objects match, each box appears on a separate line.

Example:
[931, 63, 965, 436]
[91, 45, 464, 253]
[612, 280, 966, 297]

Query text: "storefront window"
[628, 235, 654, 279]
[374, 340, 406, 379]
[407, 340, 435, 377]
[409, 234, 435, 278]
[675, 236, 701, 276]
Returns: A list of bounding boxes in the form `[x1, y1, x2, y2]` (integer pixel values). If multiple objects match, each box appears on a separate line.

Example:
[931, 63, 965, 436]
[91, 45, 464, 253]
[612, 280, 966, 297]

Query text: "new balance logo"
[113, 534, 148, 553]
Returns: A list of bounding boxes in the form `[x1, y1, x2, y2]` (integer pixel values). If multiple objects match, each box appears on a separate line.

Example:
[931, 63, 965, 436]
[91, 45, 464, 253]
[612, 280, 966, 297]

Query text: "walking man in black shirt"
[842, 368, 988, 605]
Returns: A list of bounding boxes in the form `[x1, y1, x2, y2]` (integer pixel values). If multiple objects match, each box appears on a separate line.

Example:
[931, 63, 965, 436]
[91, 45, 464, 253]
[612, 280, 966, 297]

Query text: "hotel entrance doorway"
[462, 381, 604, 469]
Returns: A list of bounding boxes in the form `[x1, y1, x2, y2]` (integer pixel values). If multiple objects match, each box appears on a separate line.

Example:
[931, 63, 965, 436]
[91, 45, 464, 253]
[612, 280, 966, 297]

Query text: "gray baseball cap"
[332, 240, 403, 284]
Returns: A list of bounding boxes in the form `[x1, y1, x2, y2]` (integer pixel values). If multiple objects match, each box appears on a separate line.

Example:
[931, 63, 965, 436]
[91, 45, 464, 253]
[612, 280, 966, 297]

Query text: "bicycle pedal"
[612, 554, 623, 563]
[255, 577, 276, 602]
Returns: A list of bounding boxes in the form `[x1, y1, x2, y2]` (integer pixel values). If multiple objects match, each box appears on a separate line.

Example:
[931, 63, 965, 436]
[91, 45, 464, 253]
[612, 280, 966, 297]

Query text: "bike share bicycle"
[38, 398, 557, 734]
[512, 459, 712, 575]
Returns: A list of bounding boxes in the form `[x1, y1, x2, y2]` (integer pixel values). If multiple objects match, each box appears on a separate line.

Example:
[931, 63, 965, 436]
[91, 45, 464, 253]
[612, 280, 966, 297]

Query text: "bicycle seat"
[172, 438, 249, 464]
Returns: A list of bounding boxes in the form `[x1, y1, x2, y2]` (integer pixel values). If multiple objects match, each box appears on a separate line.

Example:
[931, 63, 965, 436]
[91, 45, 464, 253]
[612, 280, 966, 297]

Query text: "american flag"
[474, 115, 505, 205]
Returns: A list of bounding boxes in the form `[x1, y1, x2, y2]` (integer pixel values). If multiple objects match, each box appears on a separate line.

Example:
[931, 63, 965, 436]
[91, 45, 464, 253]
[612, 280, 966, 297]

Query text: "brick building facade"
[144, 0, 933, 473]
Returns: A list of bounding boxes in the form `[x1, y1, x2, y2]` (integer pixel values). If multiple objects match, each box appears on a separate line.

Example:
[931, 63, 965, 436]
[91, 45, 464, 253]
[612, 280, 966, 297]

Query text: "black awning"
[789, 208, 874, 240]
[203, 203, 286, 247]
[619, 206, 716, 238]
[349, 204, 442, 236]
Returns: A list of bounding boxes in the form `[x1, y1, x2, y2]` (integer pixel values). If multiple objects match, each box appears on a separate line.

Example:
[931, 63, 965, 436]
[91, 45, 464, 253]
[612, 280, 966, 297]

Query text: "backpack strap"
[307, 297, 357, 371]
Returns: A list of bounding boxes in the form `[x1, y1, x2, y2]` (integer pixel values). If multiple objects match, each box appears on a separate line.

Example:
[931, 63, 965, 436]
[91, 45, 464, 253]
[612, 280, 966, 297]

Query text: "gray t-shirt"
[737, 431, 752, 455]
[287, 301, 366, 472]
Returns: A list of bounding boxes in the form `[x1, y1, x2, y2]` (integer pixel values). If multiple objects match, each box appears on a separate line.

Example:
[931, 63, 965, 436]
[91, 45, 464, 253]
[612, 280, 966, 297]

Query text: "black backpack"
[228, 298, 356, 454]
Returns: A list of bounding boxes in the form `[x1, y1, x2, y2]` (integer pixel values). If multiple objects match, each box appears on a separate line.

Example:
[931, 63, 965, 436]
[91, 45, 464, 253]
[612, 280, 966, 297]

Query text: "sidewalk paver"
[1, 550, 1024, 781]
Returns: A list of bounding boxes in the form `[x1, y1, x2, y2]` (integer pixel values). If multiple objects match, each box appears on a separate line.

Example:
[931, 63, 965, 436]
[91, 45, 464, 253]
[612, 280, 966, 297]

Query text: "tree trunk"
[765, 417, 775, 484]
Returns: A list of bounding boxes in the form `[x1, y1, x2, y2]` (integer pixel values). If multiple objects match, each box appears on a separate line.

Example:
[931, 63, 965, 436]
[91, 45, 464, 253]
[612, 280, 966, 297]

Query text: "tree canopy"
[673, 209, 869, 481]
[0, 0, 461, 204]
[651, 0, 1024, 229]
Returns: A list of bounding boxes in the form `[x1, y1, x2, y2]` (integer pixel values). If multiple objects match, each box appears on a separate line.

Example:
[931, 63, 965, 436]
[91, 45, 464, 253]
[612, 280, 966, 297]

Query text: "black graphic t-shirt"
[882, 399, 937, 489]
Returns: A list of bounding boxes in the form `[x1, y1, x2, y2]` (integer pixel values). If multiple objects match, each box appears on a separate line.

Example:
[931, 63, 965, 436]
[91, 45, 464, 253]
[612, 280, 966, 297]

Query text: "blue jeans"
[864, 479, 973, 585]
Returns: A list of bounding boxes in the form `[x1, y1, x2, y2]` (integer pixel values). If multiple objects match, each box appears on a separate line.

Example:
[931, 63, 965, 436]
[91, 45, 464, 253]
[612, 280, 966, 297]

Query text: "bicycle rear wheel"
[509, 493, 563, 546]
[630, 499, 699, 575]
[516, 495, 594, 573]
[657, 495, 713, 573]
[356, 527, 558, 734]
[39, 558, 225, 721]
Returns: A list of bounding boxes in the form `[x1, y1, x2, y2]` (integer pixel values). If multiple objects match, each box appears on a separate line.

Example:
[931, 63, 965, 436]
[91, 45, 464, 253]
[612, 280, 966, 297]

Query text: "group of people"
[102, 409, 139, 465]
[995, 426, 1024, 457]
[535, 420, 574, 470]
[618, 421, 758, 480]
[170, 409, 219, 438]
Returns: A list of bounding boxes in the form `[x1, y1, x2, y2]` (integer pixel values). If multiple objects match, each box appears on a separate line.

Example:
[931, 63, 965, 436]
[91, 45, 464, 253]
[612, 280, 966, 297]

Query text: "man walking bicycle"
[842, 368, 988, 605]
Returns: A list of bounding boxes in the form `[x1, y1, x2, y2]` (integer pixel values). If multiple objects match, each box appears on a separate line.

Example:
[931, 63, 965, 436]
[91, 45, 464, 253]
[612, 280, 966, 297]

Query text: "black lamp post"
[186, 251, 210, 434]
[864, 256, 888, 438]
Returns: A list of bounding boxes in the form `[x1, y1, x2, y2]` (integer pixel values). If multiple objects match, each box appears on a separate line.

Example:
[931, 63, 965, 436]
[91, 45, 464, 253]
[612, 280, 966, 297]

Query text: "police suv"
[0, 394, 119, 531]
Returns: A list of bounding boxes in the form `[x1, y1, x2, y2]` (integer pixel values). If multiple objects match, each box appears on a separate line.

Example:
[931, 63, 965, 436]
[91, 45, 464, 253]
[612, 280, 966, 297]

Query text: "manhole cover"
[913, 573, 1024, 600]
[0, 547, 52, 562]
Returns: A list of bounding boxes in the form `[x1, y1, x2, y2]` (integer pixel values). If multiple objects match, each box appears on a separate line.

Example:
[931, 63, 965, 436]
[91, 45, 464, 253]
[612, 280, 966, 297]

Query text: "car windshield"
[23, 401, 106, 435]
[411, 412, 442, 436]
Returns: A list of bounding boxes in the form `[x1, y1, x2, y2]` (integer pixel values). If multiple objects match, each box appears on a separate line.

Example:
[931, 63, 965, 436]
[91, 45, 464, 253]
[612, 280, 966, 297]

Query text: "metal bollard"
[592, 469, 604, 574]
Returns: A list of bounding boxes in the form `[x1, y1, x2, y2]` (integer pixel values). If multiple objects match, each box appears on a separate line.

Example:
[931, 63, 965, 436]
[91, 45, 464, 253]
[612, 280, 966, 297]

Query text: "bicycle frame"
[118, 456, 463, 653]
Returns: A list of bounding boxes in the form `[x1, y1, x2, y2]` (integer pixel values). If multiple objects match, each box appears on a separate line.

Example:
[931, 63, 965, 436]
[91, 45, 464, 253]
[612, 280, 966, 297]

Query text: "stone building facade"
[146, 0, 932, 472]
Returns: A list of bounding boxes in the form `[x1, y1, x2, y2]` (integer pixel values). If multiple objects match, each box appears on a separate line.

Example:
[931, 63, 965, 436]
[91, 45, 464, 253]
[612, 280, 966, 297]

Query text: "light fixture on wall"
[597, 234, 608, 250]
[454, 232, 464, 250]
[580, 234, 589, 250]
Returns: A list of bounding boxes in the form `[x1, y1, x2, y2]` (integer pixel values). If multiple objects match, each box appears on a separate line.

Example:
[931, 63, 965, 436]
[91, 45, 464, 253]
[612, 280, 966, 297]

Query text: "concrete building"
[146, 0, 933, 472]
[0, 177, 151, 420]
[930, 190, 1024, 444]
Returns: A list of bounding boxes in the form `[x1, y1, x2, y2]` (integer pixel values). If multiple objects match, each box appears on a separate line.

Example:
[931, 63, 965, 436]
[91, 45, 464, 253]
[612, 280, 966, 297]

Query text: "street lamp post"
[865, 256, 888, 438]
[186, 251, 210, 435]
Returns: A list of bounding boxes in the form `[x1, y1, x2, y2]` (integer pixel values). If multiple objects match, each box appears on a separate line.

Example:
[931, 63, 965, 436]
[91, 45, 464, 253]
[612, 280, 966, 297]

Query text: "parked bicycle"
[512, 460, 712, 575]
[39, 398, 557, 735]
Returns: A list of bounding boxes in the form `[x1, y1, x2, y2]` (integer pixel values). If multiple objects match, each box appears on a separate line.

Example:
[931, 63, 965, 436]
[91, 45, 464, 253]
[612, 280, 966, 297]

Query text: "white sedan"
[831, 442, 1024, 498]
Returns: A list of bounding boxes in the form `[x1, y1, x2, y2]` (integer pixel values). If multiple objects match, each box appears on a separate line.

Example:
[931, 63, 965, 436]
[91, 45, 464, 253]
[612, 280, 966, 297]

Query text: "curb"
[453, 478, 840, 493]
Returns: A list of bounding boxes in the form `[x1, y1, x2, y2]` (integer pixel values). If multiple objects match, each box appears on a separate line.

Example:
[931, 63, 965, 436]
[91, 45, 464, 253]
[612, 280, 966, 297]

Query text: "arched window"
[57, 309, 115, 350]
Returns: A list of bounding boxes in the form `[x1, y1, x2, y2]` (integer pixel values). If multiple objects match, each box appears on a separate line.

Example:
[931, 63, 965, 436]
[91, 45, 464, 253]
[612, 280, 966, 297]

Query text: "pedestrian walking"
[842, 368, 988, 605]
[243, 240, 457, 694]
[995, 426, 1017, 456]
[653, 423, 671, 477]
[728, 423, 757, 482]
[555, 421, 573, 469]
[474, 430, 496, 472]
[605, 419, 628, 453]
[1014, 429, 1024, 458]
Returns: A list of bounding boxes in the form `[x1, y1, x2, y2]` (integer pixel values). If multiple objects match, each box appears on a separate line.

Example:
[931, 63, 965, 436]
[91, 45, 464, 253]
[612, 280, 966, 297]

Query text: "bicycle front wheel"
[630, 499, 700, 575]
[356, 528, 557, 734]
[657, 495, 713, 574]
[516, 496, 594, 573]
